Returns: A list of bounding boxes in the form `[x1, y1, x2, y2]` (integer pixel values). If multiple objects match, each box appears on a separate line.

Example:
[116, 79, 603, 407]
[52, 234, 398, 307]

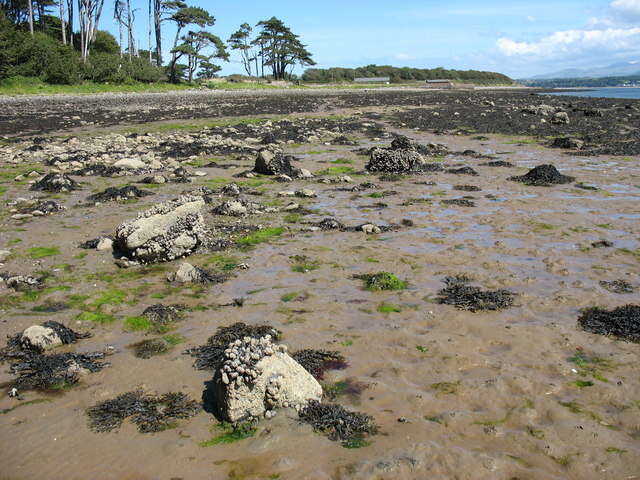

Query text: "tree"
[78, 0, 105, 61]
[254, 17, 314, 80]
[171, 29, 227, 82]
[166, 5, 213, 82]
[227, 22, 254, 76]
[197, 60, 220, 79]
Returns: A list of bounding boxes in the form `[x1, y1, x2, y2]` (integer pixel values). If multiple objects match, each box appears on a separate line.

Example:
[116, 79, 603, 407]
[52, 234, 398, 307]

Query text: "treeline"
[521, 75, 640, 88]
[0, 0, 314, 84]
[302, 65, 513, 84]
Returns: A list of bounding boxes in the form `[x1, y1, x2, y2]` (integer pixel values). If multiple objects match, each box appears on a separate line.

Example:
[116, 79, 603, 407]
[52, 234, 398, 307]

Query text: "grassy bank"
[0, 76, 197, 96]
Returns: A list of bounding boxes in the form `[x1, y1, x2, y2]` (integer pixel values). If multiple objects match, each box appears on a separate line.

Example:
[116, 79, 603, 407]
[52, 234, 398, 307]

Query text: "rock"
[360, 224, 381, 234]
[551, 112, 570, 125]
[298, 168, 313, 179]
[30, 173, 80, 193]
[21, 325, 63, 351]
[0, 250, 11, 262]
[283, 202, 299, 211]
[522, 104, 556, 116]
[278, 190, 296, 197]
[212, 336, 322, 422]
[275, 174, 293, 183]
[96, 238, 113, 251]
[295, 189, 316, 198]
[114, 195, 208, 263]
[254, 151, 301, 177]
[221, 183, 241, 196]
[366, 137, 426, 173]
[114, 158, 146, 169]
[168, 263, 201, 283]
[552, 137, 583, 149]
[213, 200, 247, 216]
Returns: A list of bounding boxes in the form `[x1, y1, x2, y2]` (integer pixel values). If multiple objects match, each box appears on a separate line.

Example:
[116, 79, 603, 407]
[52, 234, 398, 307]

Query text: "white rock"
[214, 350, 322, 423]
[114, 158, 146, 169]
[0, 250, 11, 262]
[278, 190, 295, 197]
[361, 224, 381, 234]
[168, 262, 199, 283]
[295, 189, 316, 198]
[21, 325, 62, 351]
[96, 238, 113, 251]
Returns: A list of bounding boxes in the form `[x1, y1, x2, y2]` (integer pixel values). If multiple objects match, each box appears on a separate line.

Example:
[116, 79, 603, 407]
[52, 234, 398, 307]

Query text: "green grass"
[124, 316, 152, 331]
[0, 76, 196, 96]
[341, 437, 372, 449]
[367, 192, 385, 199]
[316, 166, 355, 176]
[26, 247, 60, 259]
[204, 81, 279, 90]
[574, 380, 594, 388]
[280, 292, 302, 302]
[162, 334, 185, 346]
[377, 302, 402, 313]
[284, 213, 303, 223]
[76, 311, 115, 324]
[199, 422, 257, 446]
[90, 288, 128, 309]
[204, 254, 239, 271]
[416, 345, 429, 353]
[330, 158, 354, 164]
[237, 227, 284, 246]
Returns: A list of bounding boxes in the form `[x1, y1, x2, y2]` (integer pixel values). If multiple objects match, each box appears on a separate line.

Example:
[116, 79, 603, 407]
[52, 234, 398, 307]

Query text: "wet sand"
[0, 89, 639, 480]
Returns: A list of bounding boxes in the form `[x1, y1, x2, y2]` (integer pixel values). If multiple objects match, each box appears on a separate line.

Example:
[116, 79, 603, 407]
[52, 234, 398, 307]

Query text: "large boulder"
[21, 325, 63, 351]
[254, 150, 300, 177]
[212, 335, 322, 422]
[114, 195, 208, 263]
[366, 136, 426, 173]
[551, 137, 584, 149]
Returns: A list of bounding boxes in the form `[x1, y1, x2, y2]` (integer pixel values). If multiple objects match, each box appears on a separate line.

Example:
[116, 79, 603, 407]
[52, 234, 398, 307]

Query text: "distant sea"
[543, 87, 640, 100]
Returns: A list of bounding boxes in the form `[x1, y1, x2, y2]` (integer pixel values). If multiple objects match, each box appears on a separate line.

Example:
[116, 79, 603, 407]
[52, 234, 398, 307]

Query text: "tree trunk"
[169, 27, 182, 82]
[28, 0, 34, 35]
[153, 0, 162, 66]
[67, 0, 73, 46]
[148, 0, 152, 62]
[126, 0, 133, 60]
[60, 0, 67, 44]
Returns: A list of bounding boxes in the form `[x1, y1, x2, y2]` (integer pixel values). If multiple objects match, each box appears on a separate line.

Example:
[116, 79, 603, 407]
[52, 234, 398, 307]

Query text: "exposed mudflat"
[0, 88, 639, 480]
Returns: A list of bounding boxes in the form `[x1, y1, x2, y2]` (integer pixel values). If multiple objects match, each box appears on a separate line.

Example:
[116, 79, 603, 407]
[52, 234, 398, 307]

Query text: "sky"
[100, 0, 640, 78]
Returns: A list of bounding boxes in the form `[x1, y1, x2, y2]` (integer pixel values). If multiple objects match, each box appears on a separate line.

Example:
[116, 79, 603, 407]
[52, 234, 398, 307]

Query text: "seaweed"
[577, 305, 640, 342]
[600, 280, 635, 294]
[436, 275, 515, 312]
[78, 238, 102, 249]
[130, 338, 170, 358]
[43, 320, 91, 345]
[30, 173, 81, 192]
[592, 240, 613, 248]
[509, 164, 575, 186]
[86, 390, 199, 433]
[446, 166, 478, 176]
[9, 351, 107, 390]
[298, 400, 377, 447]
[453, 185, 481, 192]
[142, 303, 187, 332]
[86, 186, 154, 203]
[291, 349, 347, 380]
[442, 199, 476, 207]
[186, 322, 281, 370]
[480, 160, 514, 167]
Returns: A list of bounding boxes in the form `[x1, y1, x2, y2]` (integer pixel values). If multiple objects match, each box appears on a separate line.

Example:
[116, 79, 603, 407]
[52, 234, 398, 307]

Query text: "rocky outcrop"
[211, 335, 322, 422]
[21, 325, 63, 351]
[30, 173, 81, 192]
[114, 195, 208, 263]
[366, 136, 426, 173]
[253, 150, 304, 177]
[551, 137, 584, 149]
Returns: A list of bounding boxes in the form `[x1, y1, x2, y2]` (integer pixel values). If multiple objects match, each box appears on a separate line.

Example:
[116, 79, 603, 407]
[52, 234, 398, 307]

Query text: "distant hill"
[302, 65, 513, 85]
[520, 75, 640, 88]
[530, 61, 640, 80]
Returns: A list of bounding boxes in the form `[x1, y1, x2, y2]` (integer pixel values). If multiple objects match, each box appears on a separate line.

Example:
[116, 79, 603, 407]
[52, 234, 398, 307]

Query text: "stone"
[551, 112, 570, 125]
[96, 238, 113, 251]
[114, 158, 146, 169]
[278, 190, 296, 197]
[30, 173, 80, 193]
[552, 137, 583, 149]
[114, 195, 208, 263]
[212, 336, 322, 422]
[168, 263, 200, 283]
[253, 151, 300, 177]
[275, 174, 293, 183]
[0, 250, 11, 262]
[213, 200, 247, 216]
[295, 189, 316, 198]
[360, 224, 381, 234]
[21, 325, 63, 351]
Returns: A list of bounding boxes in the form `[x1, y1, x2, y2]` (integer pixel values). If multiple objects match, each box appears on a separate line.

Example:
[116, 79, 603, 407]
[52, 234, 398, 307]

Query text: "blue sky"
[100, 0, 640, 78]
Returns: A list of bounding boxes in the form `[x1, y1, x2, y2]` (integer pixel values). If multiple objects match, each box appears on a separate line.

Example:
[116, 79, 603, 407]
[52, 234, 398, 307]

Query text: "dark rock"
[31, 173, 81, 193]
[509, 164, 575, 186]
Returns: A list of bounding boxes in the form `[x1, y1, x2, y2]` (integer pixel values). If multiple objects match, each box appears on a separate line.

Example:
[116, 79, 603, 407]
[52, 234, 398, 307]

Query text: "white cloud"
[497, 0, 640, 58]
[527, 16, 536, 23]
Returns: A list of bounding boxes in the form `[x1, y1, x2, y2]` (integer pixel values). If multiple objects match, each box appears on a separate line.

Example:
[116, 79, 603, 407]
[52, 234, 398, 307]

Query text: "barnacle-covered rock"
[211, 335, 322, 422]
[113, 195, 208, 263]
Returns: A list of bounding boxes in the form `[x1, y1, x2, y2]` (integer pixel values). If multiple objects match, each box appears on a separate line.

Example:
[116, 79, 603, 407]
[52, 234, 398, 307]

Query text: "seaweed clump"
[86, 390, 200, 433]
[355, 272, 407, 291]
[186, 322, 281, 370]
[292, 350, 347, 380]
[31, 173, 81, 192]
[142, 303, 187, 332]
[577, 305, 640, 342]
[436, 275, 516, 312]
[480, 160, 514, 167]
[442, 198, 476, 207]
[86, 186, 154, 203]
[600, 280, 635, 294]
[131, 338, 170, 359]
[298, 400, 377, 447]
[9, 351, 107, 390]
[508, 164, 575, 186]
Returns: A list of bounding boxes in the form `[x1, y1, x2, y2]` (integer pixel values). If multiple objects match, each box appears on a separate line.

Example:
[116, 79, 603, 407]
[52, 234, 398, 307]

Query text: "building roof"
[354, 77, 390, 82]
